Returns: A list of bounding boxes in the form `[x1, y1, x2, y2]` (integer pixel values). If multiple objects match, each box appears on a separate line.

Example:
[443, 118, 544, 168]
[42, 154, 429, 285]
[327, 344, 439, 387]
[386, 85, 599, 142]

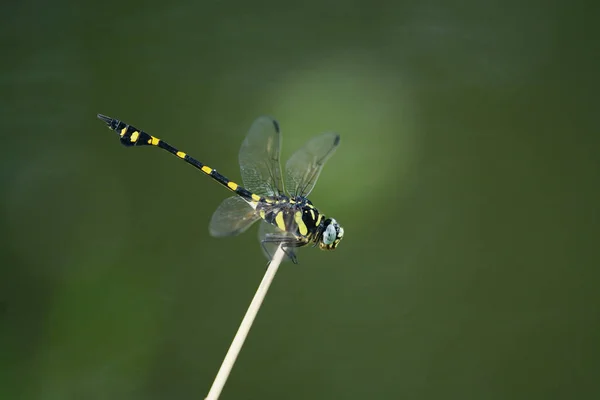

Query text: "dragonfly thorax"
[257, 195, 321, 240]
[256, 194, 343, 251]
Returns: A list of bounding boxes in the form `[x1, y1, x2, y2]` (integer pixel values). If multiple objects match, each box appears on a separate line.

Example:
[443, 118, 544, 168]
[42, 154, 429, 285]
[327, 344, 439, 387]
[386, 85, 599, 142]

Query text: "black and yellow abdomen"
[98, 114, 263, 204]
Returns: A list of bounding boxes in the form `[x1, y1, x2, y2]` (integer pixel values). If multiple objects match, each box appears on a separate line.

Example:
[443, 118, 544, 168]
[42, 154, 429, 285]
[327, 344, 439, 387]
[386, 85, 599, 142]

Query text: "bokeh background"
[1, 0, 599, 399]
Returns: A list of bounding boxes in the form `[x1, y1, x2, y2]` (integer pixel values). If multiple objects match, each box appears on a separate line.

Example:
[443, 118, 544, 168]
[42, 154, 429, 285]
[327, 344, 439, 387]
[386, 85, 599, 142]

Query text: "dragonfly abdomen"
[98, 114, 262, 204]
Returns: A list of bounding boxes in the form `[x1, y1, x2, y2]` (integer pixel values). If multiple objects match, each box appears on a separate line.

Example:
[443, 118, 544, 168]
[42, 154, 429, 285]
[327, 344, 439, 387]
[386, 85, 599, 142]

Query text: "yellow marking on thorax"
[201, 166, 212, 174]
[309, 209, 315, 220]
[120, 127, 127, 137]
[306, 203, 314, 209]
[130, 131, 140, 142]
[295, 211, 308, 236]
[251, 193, 261, 202]
[227, 181, 238, 190]
[149, 136, 160, 145]
[316, 213, 322, 227]
[176, 151, 186, 159]
[275, 212, 286, 231]
[259, 209, 266, 219]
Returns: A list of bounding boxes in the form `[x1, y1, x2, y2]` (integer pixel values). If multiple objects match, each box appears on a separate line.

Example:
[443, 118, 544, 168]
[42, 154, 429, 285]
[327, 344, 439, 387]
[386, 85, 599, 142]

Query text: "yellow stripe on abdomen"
[130, 131, 140, 143]
[227, 181, 238, 190]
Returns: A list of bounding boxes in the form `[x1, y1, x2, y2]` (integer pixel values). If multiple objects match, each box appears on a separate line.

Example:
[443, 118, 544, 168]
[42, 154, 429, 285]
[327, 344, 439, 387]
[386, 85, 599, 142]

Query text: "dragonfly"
[97, 114, 344, 263]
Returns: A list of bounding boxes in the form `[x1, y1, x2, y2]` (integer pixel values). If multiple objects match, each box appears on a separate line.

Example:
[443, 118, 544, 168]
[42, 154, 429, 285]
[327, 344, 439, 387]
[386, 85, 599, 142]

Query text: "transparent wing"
[257, 221, 299, 263]
[284, 132, 340, 197]
[209, 196, 261, 237]
[238, 116, 284, 197]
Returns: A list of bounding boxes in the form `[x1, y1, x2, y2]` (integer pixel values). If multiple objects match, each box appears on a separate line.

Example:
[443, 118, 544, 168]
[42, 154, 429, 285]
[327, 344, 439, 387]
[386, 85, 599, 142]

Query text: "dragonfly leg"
[261, 234, 307, 264]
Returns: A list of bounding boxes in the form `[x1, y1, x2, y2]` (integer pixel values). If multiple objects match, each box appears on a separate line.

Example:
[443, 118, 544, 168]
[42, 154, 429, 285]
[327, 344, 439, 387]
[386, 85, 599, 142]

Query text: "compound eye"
[323, 224, 337, 245]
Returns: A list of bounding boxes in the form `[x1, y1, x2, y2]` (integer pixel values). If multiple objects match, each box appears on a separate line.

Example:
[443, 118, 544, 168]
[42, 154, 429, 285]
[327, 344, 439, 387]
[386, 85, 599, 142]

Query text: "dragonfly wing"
[239, 116, 285, 197]
[284, 132, 340, 197]
[210, 196, 260, 237]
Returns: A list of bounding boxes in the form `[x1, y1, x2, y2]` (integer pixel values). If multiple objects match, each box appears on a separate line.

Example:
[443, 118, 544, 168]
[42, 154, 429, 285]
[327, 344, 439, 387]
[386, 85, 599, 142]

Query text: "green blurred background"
[1, 0, 598, 399]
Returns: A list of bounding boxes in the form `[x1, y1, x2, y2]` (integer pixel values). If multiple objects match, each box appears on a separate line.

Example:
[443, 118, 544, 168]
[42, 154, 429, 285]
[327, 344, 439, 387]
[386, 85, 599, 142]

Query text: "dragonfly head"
[318, 218, 344, 250]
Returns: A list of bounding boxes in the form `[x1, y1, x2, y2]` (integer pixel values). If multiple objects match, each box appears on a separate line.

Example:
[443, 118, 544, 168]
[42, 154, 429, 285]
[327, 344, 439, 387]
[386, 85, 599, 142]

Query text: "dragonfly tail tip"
[97, 113, 112, 124]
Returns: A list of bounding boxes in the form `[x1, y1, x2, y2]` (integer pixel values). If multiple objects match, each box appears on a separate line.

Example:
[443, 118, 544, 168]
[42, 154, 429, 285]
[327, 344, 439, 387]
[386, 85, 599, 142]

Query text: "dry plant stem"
[205, 245, 286, 400]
